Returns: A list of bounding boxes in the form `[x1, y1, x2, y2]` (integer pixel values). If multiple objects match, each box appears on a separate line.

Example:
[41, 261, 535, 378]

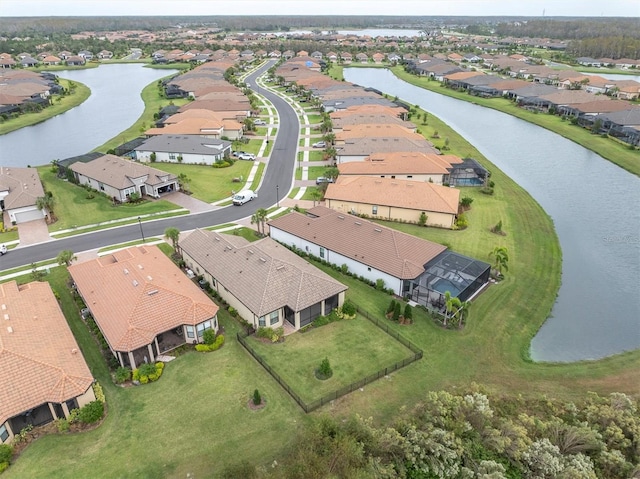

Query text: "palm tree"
[488, 246, 509, 278]
[36, 192, 55, 222]
[251, 208, 268, 236]
[56, 250, 77, 267]
[164, 227, 180, 255]
[310, 188, 323, 207]
[177, 173, 191, 194]
[443, 291, 453, 327]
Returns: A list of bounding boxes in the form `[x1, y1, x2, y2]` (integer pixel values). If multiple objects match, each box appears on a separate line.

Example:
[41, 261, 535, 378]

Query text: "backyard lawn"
[4, 267, 305, 479]
[246, 318, 414, 403]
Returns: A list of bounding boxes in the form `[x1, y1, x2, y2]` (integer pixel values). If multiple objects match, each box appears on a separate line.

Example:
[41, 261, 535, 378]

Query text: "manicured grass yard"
[246, 318, 414, 403]
[37, 167, 181, 232]
[152, 162, 253, 203]
[4, 267, 305, 479]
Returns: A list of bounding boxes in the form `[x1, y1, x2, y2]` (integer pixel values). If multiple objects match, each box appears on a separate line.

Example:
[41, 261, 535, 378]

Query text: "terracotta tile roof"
[445, 71, 486, 81]
[339, 152, 462, 176]
[336, 124, 423, 141]
[539, 90, 611, 106]
[179, 230, 347, 317]
[332, 115, 415, 130]
[0, 281, 94, 425]
[336, 137, 440, 156]
[0, 166, 45, 210]
[268, 207, 446, 280]
[325, 176, 460, 214]
[330, 104, 408, 119]
[68, 245, 219, 352]
[70, 154, 177, 190]
[146, 117, 225, 136]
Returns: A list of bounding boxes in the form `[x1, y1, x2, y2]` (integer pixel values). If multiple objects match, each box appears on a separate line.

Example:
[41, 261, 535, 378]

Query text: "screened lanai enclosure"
[409, 251, 491, 309]
[448, 158, 489, 187]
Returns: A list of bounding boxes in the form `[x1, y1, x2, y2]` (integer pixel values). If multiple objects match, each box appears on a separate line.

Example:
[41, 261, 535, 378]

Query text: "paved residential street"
[0, 60, 301, 270]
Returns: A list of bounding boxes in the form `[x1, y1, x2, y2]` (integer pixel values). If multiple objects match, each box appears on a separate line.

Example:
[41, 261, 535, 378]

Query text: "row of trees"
[221, 389, 640, 479]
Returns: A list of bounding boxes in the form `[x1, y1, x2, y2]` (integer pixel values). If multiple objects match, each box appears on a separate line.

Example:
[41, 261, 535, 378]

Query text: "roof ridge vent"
[123, 268, 129, 274]
[132, 280, 139, 287]
[147, 290, 159, 295]
[374, 228, 382, 232]
[4, 314, 9, 320]
[259, 257, 267, 262]
[276, 265, 284, 270]
[355, 221, 362, 225]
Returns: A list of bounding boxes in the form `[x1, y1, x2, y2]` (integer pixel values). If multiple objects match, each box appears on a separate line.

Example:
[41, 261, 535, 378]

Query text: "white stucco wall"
[269, 227, 403, 295]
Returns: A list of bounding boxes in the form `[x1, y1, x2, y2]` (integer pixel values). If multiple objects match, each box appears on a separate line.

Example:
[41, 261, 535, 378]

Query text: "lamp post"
[276, 185, 280, 208]
[138, 217, 145, 243]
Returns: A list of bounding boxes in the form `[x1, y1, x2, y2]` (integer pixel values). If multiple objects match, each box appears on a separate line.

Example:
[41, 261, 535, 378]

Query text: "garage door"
[14, 209, 44, 223]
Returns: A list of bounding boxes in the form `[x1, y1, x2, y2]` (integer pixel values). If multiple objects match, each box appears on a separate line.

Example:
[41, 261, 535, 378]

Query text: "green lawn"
[390, 66, 640, 177]
[0, 79, 91, 136]
[151, 162, 253, 203]
[296, 166, 332, 180]
[4, 267, 306, 479]
[38, 167, 181, 232]
[246, 318, 413, 403]
[231, 138, 263, 156]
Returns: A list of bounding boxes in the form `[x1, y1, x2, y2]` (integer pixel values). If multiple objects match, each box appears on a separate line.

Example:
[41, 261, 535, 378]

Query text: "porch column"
[128, 351, 137, 370]
[320, 301, 325, 316]
[117, 351, 125, 368]
[61, 402, 70, 418]
[154, 337, 161, 356]
[147, 344, 155, 363]
[295, 312, 301, 330]
[48, 403, 58, 420]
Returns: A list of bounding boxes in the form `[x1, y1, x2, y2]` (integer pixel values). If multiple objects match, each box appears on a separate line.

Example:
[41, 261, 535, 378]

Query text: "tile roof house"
[70, 154, 178, 202]
[0, 166, 46, 224]
[324, 175, 460, 229]
[0, 281, 95, 444]
[335, 137, 440, 163]
[268, 206, 447, 297]
[133, 135, 232, 165]
[338, 151, 463, 185]
[180, 229, 347, 330]
[69, 245, 219, 369]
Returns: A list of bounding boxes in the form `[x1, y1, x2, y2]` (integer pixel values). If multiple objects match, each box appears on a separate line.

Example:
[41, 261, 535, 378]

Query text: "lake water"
[0, 64, 177, 168]
[345, 67, 640, 362]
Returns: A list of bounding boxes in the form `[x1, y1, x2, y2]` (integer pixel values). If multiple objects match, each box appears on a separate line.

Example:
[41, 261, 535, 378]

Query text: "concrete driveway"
[163, 191, 219, 213]
[17, 219, 51, 246]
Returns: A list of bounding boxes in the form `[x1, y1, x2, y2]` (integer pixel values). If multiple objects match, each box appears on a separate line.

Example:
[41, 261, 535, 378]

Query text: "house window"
[213, 318, 217, 330]
[407, 175, 413, 179]
[98, 182, 105, 191]
[0, 424, 8, 442]
[391, 175, 396, 179]
[372, 205, 378, 215]
[185, 325, 195, 339]
[258, 316, 266, 327]
[320, 247, 325, 259]
[196, 320, 212, 337]
[169, 153, 177, 160]
[270, 311, 279, 325]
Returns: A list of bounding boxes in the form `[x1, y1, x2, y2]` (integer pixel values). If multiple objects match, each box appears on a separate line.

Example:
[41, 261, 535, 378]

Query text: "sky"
[1, 0, 639, 18]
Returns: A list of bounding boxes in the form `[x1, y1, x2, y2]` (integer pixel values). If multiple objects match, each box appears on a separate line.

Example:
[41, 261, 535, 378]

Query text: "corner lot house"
[69, 245, 219, 369]
[325, 176, 460, 229]
[180, 229, 348, 331]
[268, 207, 490, 304]
[0, 166, 46, 224]
[0, 281, 95, 444]
[70, 154, 178, 201]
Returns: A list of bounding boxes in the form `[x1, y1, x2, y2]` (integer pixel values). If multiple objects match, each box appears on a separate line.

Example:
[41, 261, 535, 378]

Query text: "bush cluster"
[78, 400, 104, 424]
[0, 444, 12, 472]
[256, 327, 285, 343]
[195, 334, 225, 352]
[92, 382, 106, 403]
[115, 366, 132, 384]
[132, 362, 165, 384]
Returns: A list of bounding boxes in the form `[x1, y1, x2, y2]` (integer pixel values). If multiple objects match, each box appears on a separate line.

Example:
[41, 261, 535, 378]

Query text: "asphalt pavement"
[0, 60, 301, 271]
